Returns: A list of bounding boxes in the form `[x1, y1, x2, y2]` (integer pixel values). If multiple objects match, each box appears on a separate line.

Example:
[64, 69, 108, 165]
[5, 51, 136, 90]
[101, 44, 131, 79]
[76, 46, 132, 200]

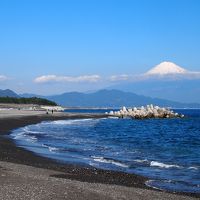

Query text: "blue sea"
[10, 109, 200, 193]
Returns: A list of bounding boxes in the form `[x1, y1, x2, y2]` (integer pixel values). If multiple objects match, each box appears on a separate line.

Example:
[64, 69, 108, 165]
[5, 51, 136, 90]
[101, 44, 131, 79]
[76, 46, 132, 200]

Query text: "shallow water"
[10, 109, 200, 193]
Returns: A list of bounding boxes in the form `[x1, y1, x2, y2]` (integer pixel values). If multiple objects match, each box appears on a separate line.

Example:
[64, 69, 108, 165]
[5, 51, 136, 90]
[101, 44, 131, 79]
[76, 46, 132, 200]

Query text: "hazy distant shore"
[0, 109, 199, 199]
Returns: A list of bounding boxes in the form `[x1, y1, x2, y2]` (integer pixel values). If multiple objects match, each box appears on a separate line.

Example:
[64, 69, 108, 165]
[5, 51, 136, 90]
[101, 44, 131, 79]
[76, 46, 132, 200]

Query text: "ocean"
[10, 109, 200, 193]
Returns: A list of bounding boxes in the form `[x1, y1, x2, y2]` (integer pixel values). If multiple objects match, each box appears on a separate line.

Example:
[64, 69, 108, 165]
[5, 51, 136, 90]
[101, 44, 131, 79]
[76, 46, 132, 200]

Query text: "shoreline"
[0, 113, 147, 187]
[0, 112, 199, 199]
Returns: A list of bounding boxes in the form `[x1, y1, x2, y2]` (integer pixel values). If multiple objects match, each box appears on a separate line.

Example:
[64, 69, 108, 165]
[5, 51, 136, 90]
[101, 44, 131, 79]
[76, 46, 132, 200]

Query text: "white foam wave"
[89, 161, 97, 167]
[108, 116, 119, 119]
[13, 135, 24, 140]
[42, 144, 59, 152]
[188, 166, 199, 170]
[12, 131, 37, 143]
[22, 127, 44, 134]
[46, 119, 95, 125]
[48, 147, 59, 152]
[25, 136, 37, 143]
[42, 144, 48, 148]
[91, 156, 129, 168]
[133, 159, 148, 163]
[145, 180, 165, 191]
[150, 161, 181, 169]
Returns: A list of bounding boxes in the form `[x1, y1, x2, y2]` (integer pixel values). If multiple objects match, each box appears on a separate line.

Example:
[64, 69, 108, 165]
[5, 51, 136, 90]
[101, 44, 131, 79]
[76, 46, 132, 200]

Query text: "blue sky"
[0, 0, 200, 94]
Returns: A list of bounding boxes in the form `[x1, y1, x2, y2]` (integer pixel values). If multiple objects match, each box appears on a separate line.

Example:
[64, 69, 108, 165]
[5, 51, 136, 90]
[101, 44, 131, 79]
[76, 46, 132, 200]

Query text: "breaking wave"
[150, 161, 181, 169]
[91, 156, 129, 168]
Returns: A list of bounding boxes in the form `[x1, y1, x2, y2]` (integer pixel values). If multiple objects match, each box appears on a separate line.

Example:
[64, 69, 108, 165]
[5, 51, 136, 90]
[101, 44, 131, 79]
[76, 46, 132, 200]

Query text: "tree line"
[0, 97, 57, 106]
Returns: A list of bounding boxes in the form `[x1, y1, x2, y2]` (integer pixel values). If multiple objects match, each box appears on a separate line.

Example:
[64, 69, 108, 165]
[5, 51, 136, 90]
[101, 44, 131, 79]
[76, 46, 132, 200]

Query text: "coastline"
[0, 111, 199, 199]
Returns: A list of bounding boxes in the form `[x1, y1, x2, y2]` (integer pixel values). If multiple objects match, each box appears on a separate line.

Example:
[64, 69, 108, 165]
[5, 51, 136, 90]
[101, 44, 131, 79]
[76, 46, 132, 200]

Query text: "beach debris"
[107, 105, 184, 119]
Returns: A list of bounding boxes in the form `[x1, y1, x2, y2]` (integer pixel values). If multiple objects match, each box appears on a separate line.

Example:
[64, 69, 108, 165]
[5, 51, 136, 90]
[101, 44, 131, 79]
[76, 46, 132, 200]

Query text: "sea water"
[10, 109, 200, 193]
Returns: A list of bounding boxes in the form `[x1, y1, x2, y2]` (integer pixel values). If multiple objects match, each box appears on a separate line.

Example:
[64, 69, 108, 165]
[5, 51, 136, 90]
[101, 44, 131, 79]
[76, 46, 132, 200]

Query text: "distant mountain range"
[109, 79, 200, 104]
[19, 89, 200, 108]
[46, 89, 200, 108]
[0, 89, 19, 98]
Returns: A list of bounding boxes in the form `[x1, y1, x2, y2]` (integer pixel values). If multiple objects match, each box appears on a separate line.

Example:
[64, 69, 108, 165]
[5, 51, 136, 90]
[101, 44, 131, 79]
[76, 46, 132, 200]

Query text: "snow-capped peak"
[146, 61, 188, 75]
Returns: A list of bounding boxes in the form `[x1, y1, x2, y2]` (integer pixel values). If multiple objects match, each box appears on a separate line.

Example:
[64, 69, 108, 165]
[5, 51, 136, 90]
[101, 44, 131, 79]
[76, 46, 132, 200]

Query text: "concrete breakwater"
[106, 105, 184, 119]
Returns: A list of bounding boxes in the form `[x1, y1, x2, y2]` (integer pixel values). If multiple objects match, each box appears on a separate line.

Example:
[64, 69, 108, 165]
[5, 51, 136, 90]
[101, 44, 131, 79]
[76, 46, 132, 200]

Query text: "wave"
[12, 131, 38, 143]
[22, 127, 44, 134]
[42, 144, 59, 152]
[91, 156, 129, 168]
[150, 161, 181, 169]
[139, 160, 198, 171]
[133, 159, 148, 163]
[26, 136, 37, 143]
[48, 119, 95, 125]
[108, 116, 119, 119]
[145, 180, 165, 191]
[42, 144, 86, 154]
[48, 147, 59, 152]
[146, 179, 200, 193]
[188, 166, 199, 170]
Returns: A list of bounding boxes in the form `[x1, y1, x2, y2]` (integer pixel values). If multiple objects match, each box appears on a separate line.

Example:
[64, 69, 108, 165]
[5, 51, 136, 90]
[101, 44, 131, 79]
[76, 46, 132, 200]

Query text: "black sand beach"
[0, 112, 199, 199]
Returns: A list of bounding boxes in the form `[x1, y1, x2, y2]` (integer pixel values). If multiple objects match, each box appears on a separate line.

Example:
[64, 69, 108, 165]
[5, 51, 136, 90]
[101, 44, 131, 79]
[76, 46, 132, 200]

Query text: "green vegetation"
[0, 97, 57, 106]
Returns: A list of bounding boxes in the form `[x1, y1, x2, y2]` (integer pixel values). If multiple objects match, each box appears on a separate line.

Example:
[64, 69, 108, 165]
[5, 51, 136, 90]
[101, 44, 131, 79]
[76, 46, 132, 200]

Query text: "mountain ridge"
[2, 88, 200, 108]
[47, 89, 200, 108]
[0, 89, 19, 98]
[108, 79, 200, 103]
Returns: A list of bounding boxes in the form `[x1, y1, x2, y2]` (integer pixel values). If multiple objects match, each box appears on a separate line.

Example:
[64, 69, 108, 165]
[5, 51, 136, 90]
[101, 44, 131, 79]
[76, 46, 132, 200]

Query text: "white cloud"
[34, 75, 101, 83]
[141, 71, 200, 81]
[0, 75, 9, 81]
[185, 71, 200, 79]
[109, 74, 132, 81]
[108, 71, 200, 83]
[34, 64, 200, 85]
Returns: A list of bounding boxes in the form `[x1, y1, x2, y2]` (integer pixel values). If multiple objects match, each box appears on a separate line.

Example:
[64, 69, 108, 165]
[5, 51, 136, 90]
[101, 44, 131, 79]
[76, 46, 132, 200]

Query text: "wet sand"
[0, 110, 199, 199]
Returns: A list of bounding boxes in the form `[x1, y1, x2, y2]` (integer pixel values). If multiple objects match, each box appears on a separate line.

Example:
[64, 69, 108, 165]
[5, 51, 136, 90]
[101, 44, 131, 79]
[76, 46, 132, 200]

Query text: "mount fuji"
[145, 61, 187, 75]
[109, 62, 200, 103]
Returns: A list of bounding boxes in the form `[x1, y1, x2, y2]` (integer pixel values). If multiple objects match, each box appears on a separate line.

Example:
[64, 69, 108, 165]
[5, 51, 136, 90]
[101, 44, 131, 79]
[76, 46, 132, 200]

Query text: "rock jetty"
[106, 105, 184, 119]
